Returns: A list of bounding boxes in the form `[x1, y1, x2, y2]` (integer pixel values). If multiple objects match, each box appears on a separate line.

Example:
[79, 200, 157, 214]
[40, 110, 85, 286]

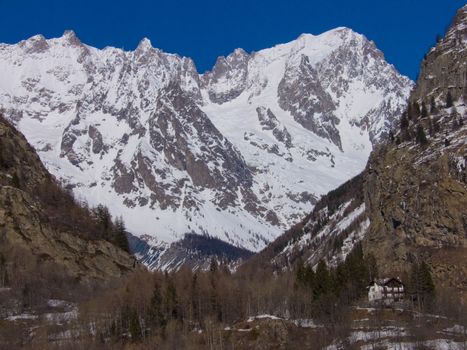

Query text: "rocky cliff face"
[0, 116, 135, 282]
[0, 26, 412, 268]
[362, 5, 467, 291]
[258, 5, 467, 292]
[411, 5, 467, 104]
[363, 130, 466, 291]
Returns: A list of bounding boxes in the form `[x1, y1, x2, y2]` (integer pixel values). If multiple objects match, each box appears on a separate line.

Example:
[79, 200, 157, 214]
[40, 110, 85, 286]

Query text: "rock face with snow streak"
[0, 27, 412, 268]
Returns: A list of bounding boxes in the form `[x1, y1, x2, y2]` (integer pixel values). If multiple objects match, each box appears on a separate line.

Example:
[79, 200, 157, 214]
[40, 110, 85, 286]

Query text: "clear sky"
[0, 0, 465, 79]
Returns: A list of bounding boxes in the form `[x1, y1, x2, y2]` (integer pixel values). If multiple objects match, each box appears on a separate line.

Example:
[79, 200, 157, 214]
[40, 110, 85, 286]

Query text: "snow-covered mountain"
[250, 4, 467, 290]
[0, 27, 412, 267]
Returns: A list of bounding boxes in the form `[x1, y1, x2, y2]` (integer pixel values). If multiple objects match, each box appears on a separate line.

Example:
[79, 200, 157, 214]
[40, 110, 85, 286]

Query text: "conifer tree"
[95, 204, 112, 239]
[433, 117, 441, 133]
[164, 277, 179, 321]
[412, 101, 421, 120]
[314, 260, 330, 299]
[410, 261, 435, 311]
[428, 117, 434, 136]
[190, 273, 200, 322]
[0, 254, 8, 287]
[418, 262, 435, 298]
[113, 216, 130, 253]
[296, 261, 314, 289]
[148, 282, 165, 328]
[446, 91, 453, 108]
[421, 103, 428, 118]
[416, 125, 428, 145]
[400, 114, 409, 130]
[366, 253, 378, 281]
[11, 171, 20, 188]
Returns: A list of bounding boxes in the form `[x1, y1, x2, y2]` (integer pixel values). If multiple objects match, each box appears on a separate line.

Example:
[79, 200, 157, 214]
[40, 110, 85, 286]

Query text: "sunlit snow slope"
[0, 28, 412, 260]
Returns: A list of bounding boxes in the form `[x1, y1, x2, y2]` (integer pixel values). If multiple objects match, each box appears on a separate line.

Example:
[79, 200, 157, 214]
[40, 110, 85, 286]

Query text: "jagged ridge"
[0, 27, 412, 268]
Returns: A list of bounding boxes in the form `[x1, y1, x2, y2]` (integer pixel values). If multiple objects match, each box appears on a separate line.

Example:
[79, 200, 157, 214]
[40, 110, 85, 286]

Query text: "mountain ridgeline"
[255, 4, 467, 295]
[0, 5, 466, 350]
[0, 26, 412, 268]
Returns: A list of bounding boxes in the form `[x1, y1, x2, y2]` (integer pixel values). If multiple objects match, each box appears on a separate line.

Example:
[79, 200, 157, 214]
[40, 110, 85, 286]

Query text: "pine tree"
[0, 254, 8, 287]
[416, 125, 428, 145]
[344, 243, 368, 294]
[94, 204, 112, 239]
[296, 261, 315, 289]
[314, 260, 330, 299]
[421, 103, 428, 118]
[148, 283, 165, 329]
[446, 91, 453, 108]
[412, 101, 421, 120]
[433, 117, 441, 133]
[164, 277, 179, 321]
[400, 114, 409, 130]
[113, 216, 130, 253]
[11, 171, 20, 188]
[366, 253, 378, 281]
[190, 273, 200, 322]
[409, 261, 435, 311]
[418, 262, 435, 298]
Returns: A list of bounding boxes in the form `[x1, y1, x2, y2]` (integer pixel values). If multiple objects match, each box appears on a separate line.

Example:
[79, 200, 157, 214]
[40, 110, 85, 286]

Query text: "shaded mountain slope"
[0, 115, 136, 282]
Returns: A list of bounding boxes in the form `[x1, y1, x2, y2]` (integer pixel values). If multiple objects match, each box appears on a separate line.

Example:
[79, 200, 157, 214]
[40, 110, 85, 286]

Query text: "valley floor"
[2, 293, 466, 350]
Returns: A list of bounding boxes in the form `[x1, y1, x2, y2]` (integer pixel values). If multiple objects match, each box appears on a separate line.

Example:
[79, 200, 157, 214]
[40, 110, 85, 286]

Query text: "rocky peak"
[278, 54, 341, 148]
[19, 34, 49, 54]
[201, 47, 250, 104]
[411, 5, 467, 104]
[256, 4, 466, 293]
[135, 37, 154, 54]
[61, 30, 83, 47]
[362, 6, 467, 291]
[0, 25, 412, 268]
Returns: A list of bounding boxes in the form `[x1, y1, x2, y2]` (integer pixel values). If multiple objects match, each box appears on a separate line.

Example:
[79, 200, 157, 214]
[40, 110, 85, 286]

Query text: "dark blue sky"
[0, 1, 464, 79]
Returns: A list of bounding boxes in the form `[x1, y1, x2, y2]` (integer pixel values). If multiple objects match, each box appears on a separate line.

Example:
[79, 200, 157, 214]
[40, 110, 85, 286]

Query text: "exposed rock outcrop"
[0, 25, 411, 267]
[255, 5, 467, 293]
[0, 116, 135, 282]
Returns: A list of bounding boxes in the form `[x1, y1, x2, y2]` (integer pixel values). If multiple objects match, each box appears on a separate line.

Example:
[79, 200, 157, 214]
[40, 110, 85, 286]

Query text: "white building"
[368, 277, 405, 305]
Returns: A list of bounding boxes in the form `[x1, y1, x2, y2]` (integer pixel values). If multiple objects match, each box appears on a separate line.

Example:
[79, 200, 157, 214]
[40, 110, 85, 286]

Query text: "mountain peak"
[289, 27, 364, 55]
[61, 30, 82, 46]
[19, 34, 49, 53]
[0, 25, 413, 266]
[136, 37, 153, 51]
